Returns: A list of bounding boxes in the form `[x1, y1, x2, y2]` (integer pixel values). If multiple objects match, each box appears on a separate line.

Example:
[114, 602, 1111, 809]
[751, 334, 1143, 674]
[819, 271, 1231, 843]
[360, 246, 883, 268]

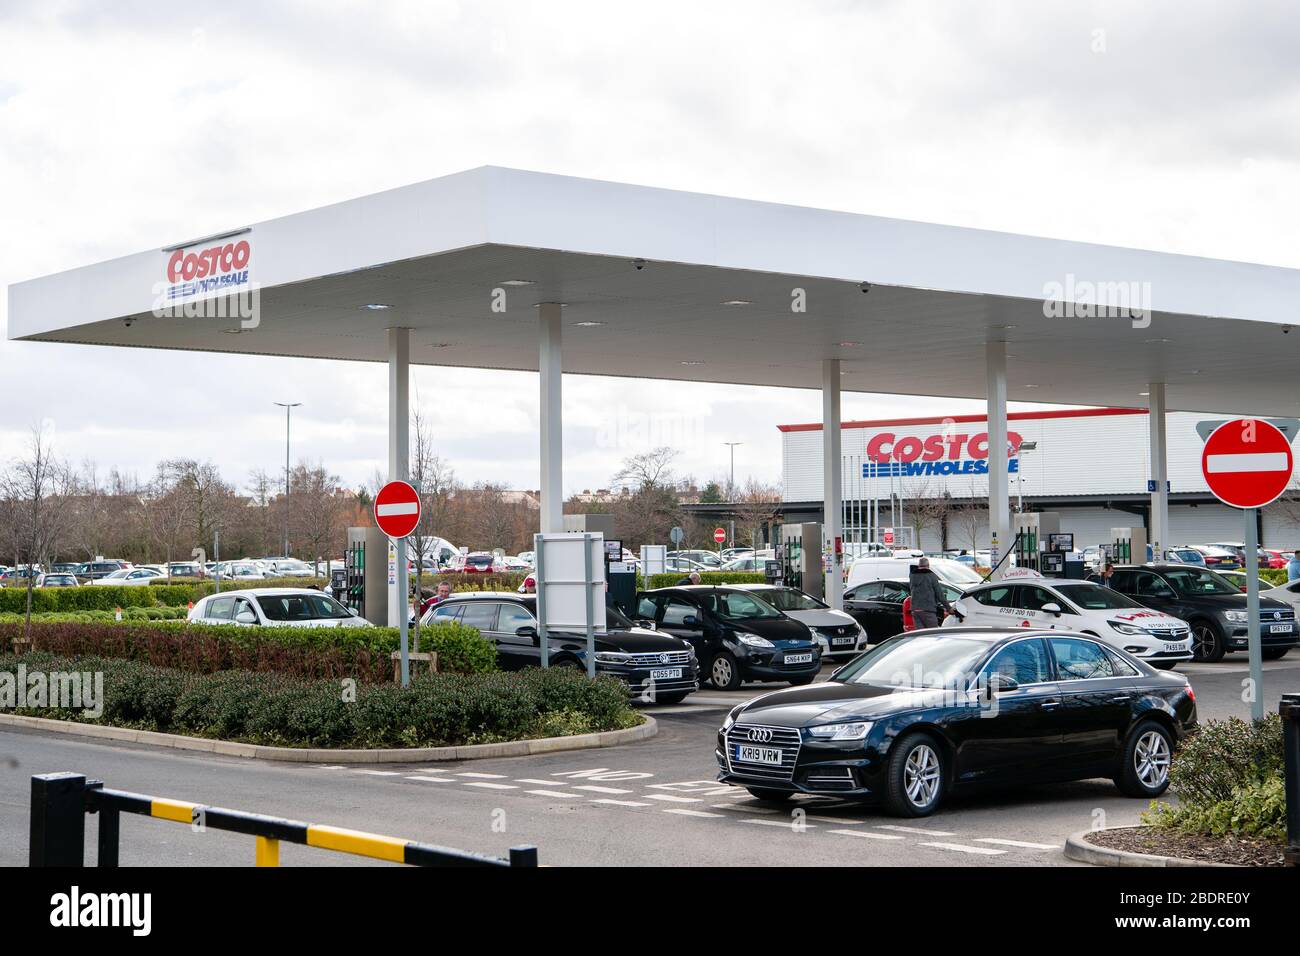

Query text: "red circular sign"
[713, 527, 727, 544]
[374, 480, 421, 538]
[1200, 419, 1294, 509]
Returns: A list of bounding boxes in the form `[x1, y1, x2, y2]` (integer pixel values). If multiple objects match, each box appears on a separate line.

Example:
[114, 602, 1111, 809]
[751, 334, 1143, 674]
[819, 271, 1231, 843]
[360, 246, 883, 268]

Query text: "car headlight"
[737, 632, 774, 648]
[1224, 610, 1248, 623]
[722, 706, 742, 731]
[682, 643, 697, 659]
[808, 721, 872, 740]
[1108, 621, 1149, 636]
[594, 651, 632, 664]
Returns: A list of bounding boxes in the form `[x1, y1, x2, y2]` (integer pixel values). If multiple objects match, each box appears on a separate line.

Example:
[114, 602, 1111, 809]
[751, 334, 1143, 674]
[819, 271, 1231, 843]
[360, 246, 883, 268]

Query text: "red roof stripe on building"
[776, 407, 1149, 433]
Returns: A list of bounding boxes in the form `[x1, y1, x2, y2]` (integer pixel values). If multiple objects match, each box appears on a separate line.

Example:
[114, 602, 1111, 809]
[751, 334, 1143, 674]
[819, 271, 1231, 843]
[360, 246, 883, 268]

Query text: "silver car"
[732, 583, 869, 660]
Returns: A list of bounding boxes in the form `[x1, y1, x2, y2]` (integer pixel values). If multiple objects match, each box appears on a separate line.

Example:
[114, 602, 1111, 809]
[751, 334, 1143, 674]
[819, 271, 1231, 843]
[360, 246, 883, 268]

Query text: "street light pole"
[724, 442, 742, 548]
[274, 402, 301, 557]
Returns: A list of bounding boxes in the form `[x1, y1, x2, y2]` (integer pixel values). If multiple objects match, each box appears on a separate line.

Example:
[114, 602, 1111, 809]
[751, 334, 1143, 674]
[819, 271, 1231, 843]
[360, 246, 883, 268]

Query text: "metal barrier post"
[255, 836, 281, 867]
[509, 845, 539, 867]
[97, 806, 121, 867]
[29, 773, 86, 867]
[1282, 693, 1300, 867]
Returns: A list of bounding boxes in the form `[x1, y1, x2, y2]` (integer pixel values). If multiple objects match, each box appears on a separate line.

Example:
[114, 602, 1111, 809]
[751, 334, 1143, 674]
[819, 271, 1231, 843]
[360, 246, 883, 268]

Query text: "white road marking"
[410, 768, 450, 774]
[464, 782, 518, 790]
[589, 799, 652, 807]
[515, 778, 565, 786]
[456, 772, 508, 779]
[876, 824, 957, 836]
[644, 794, 702, 803]
[663, 808, 725, 818]
[404, 775, 454, 783]
[572, 785, 633, 794]
[829, 829, 902, 840]
[525, 789, 579, 799]
[712, 803, 777, 814]
[974, 838, 1058, 850]
[354, 770, 401, 776]
[741, 818, 814, 829]
[806, 816, 865, 825]
[919, 842, 1007, 856]
[319, 765, 348, 770]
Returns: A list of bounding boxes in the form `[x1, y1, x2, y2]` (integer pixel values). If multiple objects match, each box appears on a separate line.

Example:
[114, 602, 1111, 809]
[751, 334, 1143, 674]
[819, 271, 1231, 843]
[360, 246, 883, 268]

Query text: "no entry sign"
[374, 480, 421, 538]
[713, 527, 727, 544]
[1200, 418, 1294, 510]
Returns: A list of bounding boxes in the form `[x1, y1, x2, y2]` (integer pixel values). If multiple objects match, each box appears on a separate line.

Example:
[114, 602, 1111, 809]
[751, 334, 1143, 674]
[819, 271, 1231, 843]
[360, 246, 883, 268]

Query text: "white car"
[218, 561, 271, 582]
[845, 556, 984, 592]
[732, 583, 868, 659]
[91, 567, 165, 586]
[947, 578, 1193, 668]
[187, 588, 372, 628]
[267, 559, 315, 578]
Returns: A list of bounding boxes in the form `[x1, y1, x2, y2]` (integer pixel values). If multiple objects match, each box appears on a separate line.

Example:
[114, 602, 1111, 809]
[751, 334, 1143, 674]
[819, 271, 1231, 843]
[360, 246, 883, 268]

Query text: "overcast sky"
[3, 1, 1298, 497]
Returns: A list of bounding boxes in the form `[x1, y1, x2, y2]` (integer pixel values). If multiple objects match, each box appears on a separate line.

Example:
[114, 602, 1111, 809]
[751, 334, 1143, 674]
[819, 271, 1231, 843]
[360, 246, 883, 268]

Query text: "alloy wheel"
[712, 656, 733, 687]
[903, 743, 941, 808]
[1192, 624, 1219, 661]
[1134, 730, 1171, 789]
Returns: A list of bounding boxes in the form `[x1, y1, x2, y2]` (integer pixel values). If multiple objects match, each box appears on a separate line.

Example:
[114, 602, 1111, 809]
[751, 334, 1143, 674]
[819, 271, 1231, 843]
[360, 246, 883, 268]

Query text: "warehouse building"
[780, 407, 1300, 552]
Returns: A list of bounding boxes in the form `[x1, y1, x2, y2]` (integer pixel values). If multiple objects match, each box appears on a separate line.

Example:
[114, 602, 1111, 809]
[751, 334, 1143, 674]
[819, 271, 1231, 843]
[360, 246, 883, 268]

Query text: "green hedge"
[0, 651, 640, 749]
[1143, 715, 1286, 842]
[0, 607, 188, 624]
[0, 618, 496, 683]
[643, 571, 766, 589]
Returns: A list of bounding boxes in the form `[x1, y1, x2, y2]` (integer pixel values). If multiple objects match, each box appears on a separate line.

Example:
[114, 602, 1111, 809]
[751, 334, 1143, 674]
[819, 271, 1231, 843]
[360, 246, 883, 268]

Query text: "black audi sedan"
[1108, 563, 1298, 662]
[715, 626, 1197, 816]
[636, 586, 821, 690]
[425, 592, 699, 703]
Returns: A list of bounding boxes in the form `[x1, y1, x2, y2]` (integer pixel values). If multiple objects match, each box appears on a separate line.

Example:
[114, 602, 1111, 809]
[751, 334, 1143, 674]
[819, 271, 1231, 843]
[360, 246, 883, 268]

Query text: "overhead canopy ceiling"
[10, 166, 1300, 415]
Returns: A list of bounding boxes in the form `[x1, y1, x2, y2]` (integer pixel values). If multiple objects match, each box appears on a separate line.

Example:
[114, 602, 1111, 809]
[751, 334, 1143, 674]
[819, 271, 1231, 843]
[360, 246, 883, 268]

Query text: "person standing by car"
[419, 581, 452, 617]
[674, 571, 702, 586]
[908, 557, 948, 629]
[1288, 550, 1300, 583]
[1088, 562, 1116, 587]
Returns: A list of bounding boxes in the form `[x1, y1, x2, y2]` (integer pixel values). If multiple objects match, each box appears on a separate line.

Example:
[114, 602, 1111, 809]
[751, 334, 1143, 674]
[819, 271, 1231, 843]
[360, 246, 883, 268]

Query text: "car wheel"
[654, 691, 690, 704]
[1114, 720, 1173, 798]
[745, 787, 792, 802]
[883, 731, 945, 817]
[709, 652, 742, 691]
[1262, 647, 1290, 661]
[1190, 621, 1226, 662]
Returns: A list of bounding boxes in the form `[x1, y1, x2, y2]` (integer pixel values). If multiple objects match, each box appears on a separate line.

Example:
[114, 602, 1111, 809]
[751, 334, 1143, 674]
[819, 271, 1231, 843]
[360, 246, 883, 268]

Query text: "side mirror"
[235, 610, 257, 625]
[682, 615, 700, 628]
[636, 619, 657, 630]
[517, 625, 539, 643]
[1041, 602, 1062, 617]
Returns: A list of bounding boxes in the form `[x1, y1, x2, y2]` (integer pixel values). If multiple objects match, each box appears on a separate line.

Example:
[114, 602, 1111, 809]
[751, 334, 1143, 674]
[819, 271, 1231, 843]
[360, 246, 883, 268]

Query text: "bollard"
[1282, 693, 1300, 867]
[29, 773, 87, 867]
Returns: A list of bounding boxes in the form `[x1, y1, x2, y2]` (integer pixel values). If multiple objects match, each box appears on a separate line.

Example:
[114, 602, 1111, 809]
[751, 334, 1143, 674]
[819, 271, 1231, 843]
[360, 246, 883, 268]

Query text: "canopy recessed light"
[501, 279, 535, 286]
[573, 321, 604, 327]
[1023, 384, 1039, 388]
[722, 300, 751, 306]
[1139, 391, 1150, 396]
[363, 303, 392, 310]
[680, 360, 705, 366]
[220, 328, 243, 334]
[838, 341, 861, 347]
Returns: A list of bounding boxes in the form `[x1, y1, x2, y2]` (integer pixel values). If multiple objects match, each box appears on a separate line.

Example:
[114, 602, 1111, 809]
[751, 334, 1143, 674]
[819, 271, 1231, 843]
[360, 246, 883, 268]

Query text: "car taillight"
[1185, 683, 1195, 701]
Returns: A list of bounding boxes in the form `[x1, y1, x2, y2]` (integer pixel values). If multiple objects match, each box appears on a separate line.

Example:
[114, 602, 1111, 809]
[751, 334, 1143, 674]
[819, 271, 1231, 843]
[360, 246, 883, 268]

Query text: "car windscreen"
[699, 591, 783, 620]
[763, 589, 827, 611]
[1162, 568, 1240, 596]
[256, 593, 353, 621]
[930, 561, 984, 587]
[835, 634, 992, 690]
[1053, 584, 1143, 610]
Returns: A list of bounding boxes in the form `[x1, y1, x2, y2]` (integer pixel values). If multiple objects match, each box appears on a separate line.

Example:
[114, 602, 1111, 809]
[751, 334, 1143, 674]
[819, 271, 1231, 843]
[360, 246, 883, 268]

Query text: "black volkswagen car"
[425, 592, 699, 703]
[716, 627, 1197, 816]
[1108, 563, 1298, 662]
[637, 586, 821, 690]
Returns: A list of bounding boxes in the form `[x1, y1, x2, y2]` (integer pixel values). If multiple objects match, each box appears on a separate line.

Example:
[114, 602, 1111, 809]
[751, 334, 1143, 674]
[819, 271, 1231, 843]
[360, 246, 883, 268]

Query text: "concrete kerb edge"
[0, 711, 657, 763]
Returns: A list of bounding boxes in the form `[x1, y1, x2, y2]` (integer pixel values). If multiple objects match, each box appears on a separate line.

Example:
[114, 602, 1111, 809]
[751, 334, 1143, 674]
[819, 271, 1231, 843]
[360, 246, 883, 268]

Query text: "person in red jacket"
[902, 595, 915, 631]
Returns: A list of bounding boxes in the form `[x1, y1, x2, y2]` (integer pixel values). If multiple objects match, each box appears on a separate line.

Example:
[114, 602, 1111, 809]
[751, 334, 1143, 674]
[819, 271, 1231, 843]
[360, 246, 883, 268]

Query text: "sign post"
[374, 480, 422, 688]
[1200, 418, 1294, 722]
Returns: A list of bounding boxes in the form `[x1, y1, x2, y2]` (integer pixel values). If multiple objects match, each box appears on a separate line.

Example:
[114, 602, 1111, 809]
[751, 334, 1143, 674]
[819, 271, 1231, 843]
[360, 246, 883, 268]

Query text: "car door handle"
[1038, 699, 1062, 710]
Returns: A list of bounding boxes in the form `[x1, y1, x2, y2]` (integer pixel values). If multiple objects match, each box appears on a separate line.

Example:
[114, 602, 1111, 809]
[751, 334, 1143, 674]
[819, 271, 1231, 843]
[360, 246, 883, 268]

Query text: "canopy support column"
[1148, 383, 1169, 557]
[387, 327, 410, 638]
[822, 359, 843, 609]
[539, 304, 564, 534]
[986, 341, 1010, 579]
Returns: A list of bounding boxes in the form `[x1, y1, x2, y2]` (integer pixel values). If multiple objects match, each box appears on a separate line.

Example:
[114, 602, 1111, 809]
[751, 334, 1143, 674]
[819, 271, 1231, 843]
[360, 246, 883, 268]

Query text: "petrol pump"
[345, 526, 390, 626]
[1111, 527, 1148, 566]
[779, 522, 823, 600]
[1012, 512, 1060, 575]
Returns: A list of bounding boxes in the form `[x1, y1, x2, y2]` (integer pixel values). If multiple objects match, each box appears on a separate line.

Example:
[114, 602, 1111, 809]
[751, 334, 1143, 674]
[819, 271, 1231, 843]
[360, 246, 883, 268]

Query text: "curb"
[0, 711, 657, 763]
[1064, 828, 1238, 868]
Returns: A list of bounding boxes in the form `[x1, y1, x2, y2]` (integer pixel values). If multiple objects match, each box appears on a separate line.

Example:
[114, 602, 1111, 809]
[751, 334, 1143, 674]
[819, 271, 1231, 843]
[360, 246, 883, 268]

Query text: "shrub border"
[1064, 827, 1238, 868]
[0, 710, 656, 763]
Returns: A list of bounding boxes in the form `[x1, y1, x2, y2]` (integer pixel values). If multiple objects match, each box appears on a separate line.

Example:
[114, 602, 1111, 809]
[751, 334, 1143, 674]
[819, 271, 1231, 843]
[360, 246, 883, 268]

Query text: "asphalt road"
[1, 656, 1295, 867]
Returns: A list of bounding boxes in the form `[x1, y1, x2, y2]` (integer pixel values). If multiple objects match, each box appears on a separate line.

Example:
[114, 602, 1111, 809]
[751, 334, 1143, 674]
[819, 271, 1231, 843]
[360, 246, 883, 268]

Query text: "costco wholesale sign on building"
[780, 407, 1300, 551]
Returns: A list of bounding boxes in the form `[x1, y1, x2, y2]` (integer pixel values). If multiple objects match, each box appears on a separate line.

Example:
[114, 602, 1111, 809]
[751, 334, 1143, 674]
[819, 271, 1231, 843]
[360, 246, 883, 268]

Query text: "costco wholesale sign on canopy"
[780, 407, 1300, 550]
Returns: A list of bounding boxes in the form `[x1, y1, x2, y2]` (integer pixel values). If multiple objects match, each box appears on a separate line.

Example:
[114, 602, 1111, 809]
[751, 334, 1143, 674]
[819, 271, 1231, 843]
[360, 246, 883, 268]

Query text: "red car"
[1263, 550, 1288, 570]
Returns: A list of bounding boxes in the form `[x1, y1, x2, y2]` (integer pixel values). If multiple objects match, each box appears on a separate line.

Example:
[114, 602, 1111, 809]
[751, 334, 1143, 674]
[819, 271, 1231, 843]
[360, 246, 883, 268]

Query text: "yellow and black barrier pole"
[29, 773, 539, 868]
